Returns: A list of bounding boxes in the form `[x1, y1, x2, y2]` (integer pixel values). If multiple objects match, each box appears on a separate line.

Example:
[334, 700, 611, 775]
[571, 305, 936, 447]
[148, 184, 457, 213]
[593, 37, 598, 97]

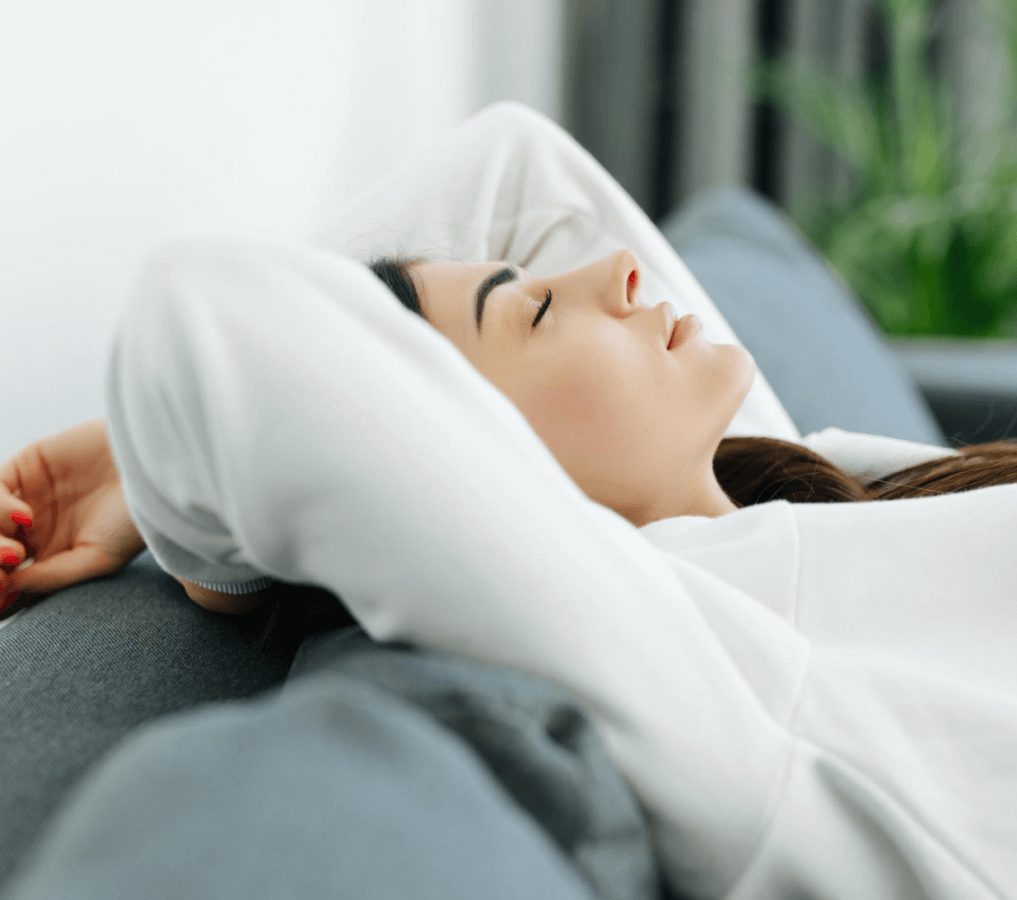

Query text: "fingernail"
[11, 512, 32, 527]
[0, 550, 20, 566]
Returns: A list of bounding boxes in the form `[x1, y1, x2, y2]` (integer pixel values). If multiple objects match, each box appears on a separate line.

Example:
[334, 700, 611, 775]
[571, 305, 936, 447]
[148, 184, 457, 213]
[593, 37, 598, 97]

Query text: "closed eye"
[531, 288, 552, 329]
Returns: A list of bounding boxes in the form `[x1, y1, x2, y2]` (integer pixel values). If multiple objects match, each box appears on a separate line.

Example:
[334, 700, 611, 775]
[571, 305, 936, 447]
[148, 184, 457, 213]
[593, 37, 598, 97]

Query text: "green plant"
[744, 0, 1017, 337]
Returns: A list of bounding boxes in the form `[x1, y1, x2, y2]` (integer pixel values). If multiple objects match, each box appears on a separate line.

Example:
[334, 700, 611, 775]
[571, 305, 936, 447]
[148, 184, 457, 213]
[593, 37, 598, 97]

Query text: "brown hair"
[252, 256, 1017, 651]
[713, 436, 1017, 507]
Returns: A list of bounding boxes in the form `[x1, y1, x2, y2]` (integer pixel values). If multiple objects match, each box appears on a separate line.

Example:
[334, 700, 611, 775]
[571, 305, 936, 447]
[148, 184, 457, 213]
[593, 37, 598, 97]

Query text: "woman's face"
[410, 249, 755, 524]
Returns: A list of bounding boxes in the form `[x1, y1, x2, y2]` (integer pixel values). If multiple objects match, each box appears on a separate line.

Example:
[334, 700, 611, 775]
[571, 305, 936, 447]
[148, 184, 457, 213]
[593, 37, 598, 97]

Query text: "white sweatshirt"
[104, 101, 1017, 900]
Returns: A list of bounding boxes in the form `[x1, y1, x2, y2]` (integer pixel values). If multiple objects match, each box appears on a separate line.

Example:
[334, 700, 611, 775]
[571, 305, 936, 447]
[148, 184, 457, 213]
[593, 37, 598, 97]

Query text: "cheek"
[521, 362, 634, 458]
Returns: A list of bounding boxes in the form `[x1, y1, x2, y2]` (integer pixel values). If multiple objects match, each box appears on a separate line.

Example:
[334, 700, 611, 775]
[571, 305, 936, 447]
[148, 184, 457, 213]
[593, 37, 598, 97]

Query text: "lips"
[668, 314, 701, 350]
[667, 321, 678, 350]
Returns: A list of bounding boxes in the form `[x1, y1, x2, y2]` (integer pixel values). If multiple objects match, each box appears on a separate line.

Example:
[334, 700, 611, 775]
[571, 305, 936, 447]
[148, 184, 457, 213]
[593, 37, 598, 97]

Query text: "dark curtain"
[560, 0, 1000, 226]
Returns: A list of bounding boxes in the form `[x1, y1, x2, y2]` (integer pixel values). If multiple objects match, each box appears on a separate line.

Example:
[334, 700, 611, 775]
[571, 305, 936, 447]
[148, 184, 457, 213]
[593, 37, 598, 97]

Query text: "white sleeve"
[800, 426, 960, 484]
[311, 100, 800, 443]
[104, 234, 799, 900]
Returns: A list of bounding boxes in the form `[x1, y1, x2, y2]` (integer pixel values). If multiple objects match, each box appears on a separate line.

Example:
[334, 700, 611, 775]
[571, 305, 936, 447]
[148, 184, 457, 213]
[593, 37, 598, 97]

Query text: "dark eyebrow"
[474, 265, 518, 337]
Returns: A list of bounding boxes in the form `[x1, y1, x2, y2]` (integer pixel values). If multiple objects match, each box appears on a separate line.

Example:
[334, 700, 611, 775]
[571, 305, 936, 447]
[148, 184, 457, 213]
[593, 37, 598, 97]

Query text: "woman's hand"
[0, 417, 147, 615]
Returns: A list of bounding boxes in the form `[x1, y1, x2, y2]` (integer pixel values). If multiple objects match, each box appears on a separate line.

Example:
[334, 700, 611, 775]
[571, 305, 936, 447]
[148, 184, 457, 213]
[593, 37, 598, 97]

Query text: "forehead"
[412, 260, 482, 306]
[411, 259, 513, 346]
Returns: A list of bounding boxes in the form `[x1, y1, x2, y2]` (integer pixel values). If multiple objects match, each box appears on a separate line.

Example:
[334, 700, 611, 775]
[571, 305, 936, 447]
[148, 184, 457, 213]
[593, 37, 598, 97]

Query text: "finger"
[1, 519, 33, 575]
[0, 447, 27, 498]
[1, 506, 36, 574]
[0, 451, 22, 495]
[0, 498, 34, 540]
[0, 450, 30, 517]
[0, 543, 26, 569]
[2, 554, 33, 593]
[6, 546, 115, 598]
[0, 558, 25, 609]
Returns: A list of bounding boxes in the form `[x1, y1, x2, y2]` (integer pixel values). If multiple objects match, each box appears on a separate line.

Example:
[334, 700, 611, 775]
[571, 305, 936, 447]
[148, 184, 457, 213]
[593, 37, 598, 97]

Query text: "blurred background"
[3, 0, 1016, 459]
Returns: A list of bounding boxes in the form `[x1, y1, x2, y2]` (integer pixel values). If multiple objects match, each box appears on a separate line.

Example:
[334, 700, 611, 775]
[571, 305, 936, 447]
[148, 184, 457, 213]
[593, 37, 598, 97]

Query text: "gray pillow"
[659, 184, 947, 446]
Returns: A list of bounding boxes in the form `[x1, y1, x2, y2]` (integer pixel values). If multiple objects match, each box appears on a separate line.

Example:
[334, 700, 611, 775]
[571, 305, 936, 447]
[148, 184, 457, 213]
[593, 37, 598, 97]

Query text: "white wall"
[1, 0, 564, 460]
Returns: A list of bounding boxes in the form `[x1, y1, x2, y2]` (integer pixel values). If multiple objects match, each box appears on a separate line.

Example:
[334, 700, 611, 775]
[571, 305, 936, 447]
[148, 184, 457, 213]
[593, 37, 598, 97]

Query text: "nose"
[619, 249, 642, 307]
[595, 248, 642, 313]
[553, 248, 643, 317]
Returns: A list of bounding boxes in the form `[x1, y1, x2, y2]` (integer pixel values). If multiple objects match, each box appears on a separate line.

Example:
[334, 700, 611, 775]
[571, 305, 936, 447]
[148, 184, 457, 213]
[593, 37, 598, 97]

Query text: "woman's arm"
[104, 230, 795, 900]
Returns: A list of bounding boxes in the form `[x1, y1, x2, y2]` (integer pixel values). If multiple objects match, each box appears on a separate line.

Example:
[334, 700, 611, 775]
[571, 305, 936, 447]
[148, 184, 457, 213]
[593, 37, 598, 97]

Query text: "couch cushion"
[659, 185, 947, 446]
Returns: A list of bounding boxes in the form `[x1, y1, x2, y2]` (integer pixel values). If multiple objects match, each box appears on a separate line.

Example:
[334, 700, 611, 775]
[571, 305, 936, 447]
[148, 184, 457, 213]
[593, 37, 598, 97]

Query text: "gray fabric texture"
[0, 667, 602, 898]
[287, 627, 661, 900]
[0, 669, 599, 900]
[0, 553, 659, 900]
[0, 550, 299, 895]
[659, 184, 948, 447]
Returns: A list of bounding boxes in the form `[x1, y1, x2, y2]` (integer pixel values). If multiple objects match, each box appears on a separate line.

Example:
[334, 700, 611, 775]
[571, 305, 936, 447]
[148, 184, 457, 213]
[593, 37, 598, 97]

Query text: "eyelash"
[531, 288, 553, 329]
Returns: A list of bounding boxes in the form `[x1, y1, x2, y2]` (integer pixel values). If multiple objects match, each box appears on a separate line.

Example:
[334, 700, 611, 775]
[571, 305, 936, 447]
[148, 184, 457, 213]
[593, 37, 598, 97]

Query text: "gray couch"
[887, 337, 1017, 447]
[2, 183, 1013, 900]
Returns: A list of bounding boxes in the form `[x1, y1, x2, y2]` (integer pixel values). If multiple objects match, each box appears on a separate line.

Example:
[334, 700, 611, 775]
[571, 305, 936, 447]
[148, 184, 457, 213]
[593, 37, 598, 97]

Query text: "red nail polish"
[0, 550, 19, 566]
[628, 270, 637, 285]
[11, 511, 32, 527]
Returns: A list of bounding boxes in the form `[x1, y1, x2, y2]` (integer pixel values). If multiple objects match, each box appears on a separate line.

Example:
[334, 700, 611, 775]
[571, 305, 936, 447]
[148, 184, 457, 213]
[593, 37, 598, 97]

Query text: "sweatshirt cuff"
[182, 576, 276, 594]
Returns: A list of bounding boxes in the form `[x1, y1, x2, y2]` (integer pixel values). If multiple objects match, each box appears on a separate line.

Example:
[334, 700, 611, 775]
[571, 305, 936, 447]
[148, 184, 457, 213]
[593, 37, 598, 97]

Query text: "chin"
[721, 343, 757, 397]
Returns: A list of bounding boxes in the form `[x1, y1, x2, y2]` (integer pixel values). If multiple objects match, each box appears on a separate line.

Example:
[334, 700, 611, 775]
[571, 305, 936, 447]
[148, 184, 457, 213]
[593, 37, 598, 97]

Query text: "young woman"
[2, 101, 1016, 900]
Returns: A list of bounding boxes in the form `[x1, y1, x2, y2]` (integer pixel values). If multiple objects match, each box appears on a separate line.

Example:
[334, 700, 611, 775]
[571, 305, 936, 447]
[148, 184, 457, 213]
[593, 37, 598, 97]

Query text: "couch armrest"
[886, 337, 1017, 448]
